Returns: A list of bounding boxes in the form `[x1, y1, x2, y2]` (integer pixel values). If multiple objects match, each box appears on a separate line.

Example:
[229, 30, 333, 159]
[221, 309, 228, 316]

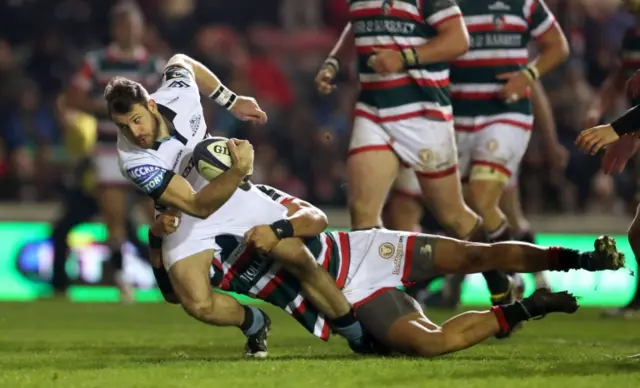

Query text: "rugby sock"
[332, 311, 364, 344]
[491, 301, 533, 335]
[546, 247, 592, 271]
[487, 220, 511, 243]
[110, 249, 123, 271]
[240, 305, 266, 336]
[514, 229, 535, 244]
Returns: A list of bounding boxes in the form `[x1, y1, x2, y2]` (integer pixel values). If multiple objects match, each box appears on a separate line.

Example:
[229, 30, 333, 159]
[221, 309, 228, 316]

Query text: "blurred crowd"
[0, 0, 638, 213]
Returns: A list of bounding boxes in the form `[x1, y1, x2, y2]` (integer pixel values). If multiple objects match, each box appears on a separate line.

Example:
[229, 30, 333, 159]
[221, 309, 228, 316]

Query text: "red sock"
[491, 305, 511, 334]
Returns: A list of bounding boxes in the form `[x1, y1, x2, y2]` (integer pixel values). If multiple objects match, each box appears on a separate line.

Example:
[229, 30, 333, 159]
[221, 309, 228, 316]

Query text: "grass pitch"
[0, 301, 639, 388]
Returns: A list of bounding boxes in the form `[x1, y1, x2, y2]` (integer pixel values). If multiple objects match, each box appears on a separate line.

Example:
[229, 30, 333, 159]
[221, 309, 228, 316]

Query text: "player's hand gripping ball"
[150, 209, 182, 237]
[193, 137, 254, 181]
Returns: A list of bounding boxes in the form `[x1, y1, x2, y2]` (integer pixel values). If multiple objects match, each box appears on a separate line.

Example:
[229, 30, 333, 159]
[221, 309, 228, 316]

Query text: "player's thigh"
[347, 116, 400, 211]
[467, 121, 532, 196]
[167, 248, 216, 304]
[386, 168, 424, 231]
[354, 288, 440, 355]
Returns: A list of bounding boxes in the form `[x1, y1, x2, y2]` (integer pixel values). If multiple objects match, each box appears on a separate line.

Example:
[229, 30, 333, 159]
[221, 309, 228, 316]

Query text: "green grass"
[0, 302, 639, 388]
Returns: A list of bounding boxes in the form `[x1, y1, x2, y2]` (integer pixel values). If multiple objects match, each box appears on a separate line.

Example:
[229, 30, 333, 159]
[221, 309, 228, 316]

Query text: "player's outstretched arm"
[531, 81, 568, 169]
[316, 22, 353, 95]
[164, 54, 267, 124]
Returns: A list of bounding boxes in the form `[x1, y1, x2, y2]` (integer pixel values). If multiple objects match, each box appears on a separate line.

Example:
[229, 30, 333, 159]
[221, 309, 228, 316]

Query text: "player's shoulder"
[117, 137, 167, 170]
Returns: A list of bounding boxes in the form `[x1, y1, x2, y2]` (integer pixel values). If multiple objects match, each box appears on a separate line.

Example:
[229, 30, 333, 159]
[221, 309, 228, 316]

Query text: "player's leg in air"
[349, 229, 625, 357]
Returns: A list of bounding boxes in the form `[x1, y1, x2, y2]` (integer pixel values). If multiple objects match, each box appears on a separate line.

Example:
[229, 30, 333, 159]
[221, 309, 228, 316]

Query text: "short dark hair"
[103, 76, 150, 117]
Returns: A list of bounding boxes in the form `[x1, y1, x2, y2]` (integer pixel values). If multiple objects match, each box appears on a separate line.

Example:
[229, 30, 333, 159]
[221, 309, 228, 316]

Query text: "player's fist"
[227, 138, 254, 176]
[150, 209, 182, 237]
[315, 65, 338, 96]
[576, 124, 620, 155]
[230, 96, 268, 125]
[245, 225, 280, 253]
[368, 48, 404, 75]
[496, 71, 532, 103]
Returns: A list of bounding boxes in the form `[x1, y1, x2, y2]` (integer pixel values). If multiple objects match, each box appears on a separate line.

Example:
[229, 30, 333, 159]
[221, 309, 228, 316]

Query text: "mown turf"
[0, 301, 638, 388]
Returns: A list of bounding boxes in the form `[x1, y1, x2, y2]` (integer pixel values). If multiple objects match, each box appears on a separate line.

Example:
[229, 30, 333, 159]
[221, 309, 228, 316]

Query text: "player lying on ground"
[151, 184, 626, 358]
[107, 54, 367, 353]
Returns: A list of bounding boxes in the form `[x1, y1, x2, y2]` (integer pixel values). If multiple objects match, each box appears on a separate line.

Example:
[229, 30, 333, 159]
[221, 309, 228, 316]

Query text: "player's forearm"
[328, 22, 354, 63]
[529, 29, 569, 79]
[611, 104, 640, 136]
[192, 167, 246, 218]
[285, 208, 329, 237]
[415, 20, 469, 65]
[167, 54, 224, 96]
[531, 81, 558, 145]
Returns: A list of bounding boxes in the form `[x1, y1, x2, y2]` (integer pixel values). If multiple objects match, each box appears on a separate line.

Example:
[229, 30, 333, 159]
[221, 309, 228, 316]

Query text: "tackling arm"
[279, 199, 329, 238]
[415, 17, 469, 65]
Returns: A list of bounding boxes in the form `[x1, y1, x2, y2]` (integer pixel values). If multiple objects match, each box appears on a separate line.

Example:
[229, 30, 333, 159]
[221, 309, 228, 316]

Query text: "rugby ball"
[193, 137, 233, 181]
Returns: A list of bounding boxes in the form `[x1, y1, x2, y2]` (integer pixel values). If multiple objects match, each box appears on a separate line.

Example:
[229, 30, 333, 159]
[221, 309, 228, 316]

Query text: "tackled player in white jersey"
[109, 54, 370, 356]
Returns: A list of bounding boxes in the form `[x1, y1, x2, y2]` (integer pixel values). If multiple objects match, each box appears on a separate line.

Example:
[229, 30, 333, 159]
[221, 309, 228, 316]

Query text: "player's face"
[112, 103, 160, 149]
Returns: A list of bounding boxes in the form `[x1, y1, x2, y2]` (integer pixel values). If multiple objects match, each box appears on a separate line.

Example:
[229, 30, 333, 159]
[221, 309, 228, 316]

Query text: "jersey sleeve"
[120, 154, 175, 201]
[255, 184, 297, 205]
[421, 0, 462, 28]
[526, 0, 557, 39]
[155, 58, 200, 98]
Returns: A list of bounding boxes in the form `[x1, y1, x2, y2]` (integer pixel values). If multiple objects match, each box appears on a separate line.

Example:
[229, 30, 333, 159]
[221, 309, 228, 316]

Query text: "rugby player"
[316, 0, 514, 309]
[107, 53, 369, 354]
[66, 2, 163, 301]
[150, 184, 625, 358]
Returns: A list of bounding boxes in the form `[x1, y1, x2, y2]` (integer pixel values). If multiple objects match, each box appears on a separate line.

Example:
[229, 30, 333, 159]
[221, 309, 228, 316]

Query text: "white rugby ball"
[193, 137, 233, 181]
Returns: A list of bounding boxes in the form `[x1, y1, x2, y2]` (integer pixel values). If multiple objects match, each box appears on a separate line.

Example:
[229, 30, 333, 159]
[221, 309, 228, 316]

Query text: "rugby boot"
[585, 235, 626, 271]
[244, 311, 270, 359]
[522, 288, 579, 319]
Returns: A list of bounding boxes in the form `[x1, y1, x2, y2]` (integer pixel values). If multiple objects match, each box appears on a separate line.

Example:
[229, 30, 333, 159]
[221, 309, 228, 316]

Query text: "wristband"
[209, 84, 238, 110]
[148, 229, 163, 249]
[400, 48, 419, 67]
[522, 64, 540, 82]
[323, 56, 340, 73]
[270, 219, 295, 239]
[611, 104, 640, 135]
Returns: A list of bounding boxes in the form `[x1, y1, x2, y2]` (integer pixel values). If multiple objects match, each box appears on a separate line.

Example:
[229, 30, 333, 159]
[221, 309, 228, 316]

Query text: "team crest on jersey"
[493, 15, 507, 30]
[382, 0, 394, 15]
[379, 242, 395, 259]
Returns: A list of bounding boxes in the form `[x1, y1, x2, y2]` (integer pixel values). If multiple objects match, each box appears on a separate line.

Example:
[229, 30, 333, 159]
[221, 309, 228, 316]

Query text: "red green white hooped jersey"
[348, 0, 462, 124]
[209, 185, 351, 341]
[450, 0, 557, 132]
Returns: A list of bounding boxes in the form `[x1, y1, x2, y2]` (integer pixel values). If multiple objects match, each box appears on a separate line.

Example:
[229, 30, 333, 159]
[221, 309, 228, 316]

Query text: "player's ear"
[147, 99, 157, 113]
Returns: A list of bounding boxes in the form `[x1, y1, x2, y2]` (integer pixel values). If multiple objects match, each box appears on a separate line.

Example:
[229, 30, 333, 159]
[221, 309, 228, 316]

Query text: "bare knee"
[182, 298, 214, 321]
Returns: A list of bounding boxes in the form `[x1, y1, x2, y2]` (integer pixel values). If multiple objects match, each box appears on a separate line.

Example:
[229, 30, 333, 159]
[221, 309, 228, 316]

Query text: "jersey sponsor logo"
[182, 156, 195, 178]
[392, 236, 404, 275]
[126, 164, 166, 194]
[189, 114, 202, 135]
[378, 242, 395, 259]
[166, 96, 180, 105]
[168, 80, 189, 88]
[352, 20, 415, 35]
[165, 66, 191, 81]
[239, 252, 271, 283]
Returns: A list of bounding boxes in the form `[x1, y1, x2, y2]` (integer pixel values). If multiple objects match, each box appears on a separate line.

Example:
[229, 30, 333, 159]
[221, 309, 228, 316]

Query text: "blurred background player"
[64, 2, 163, 301]
[316, 0, 514, 308]
[582, 0, 640, 318]
[48, 94, 150, 298]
